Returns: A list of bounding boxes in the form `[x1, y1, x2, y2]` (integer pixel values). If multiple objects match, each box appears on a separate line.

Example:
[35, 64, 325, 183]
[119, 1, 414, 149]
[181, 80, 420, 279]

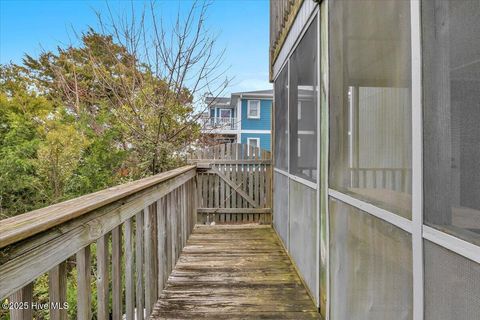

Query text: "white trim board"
[273, 1, 319, 79]
[410, 1, 424, 319]
[423, 225, 480, 264]
[328, 189, 413, 233]
[274, 168, 318, 190]
[240, 130, 271, 134]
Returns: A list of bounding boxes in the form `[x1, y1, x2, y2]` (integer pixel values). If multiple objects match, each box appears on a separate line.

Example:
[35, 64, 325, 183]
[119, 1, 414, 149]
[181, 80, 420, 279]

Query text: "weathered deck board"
[151, 225, 319, 319]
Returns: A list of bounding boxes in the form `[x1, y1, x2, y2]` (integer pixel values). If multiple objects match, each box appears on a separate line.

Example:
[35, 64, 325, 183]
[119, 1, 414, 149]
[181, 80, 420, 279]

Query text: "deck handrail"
[1, 143, 274, 319]
[0, 165, 198, 319]
[0, 165, 196, 249]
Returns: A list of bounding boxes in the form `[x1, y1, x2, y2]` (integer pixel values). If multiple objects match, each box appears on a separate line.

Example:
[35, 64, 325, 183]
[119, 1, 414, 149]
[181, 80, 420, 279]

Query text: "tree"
[23, 1, 230, 177]
[0, 65, 52, 218]
[0, 0, 229, 217]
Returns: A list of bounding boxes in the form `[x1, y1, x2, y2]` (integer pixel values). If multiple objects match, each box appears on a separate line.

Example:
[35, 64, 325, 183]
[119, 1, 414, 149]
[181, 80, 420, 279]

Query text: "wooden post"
[9, 283, 33, 320]
[49, 263, 67, 320]
[96, 234, 109, 320]
[112, 226, 122, 319]
[144, 204, 158, 317]
[135, 211, 144, 320]
[125, 218, 135, 320]
[76, 246, 91, 320]
[157, 198, 166, 293]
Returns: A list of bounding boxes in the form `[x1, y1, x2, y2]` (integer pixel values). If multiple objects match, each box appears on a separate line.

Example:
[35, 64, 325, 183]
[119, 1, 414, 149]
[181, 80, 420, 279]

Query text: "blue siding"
[241, 133, 271, 151]
[241, 99, 272, 130]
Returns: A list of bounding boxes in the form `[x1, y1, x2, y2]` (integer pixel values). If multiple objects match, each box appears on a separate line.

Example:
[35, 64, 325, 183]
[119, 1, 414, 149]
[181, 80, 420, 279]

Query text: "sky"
[0, 0, 272, 96]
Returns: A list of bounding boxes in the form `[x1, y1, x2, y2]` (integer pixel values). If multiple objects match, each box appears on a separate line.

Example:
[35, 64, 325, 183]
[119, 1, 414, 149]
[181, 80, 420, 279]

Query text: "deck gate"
[188, 143, 272, 224]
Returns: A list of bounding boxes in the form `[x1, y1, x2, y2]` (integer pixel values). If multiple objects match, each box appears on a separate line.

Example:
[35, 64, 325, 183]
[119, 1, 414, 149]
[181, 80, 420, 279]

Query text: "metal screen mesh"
[289, 17, 318, 182]
[329, 198, 413, 320]
[422, 0, 480, 246]
[424, 240, 480, 320]
[329, 0, 412, 219]
[288, 179, 317, 299]
[273, 172, 289, 245]
[274, 66, 288, 171]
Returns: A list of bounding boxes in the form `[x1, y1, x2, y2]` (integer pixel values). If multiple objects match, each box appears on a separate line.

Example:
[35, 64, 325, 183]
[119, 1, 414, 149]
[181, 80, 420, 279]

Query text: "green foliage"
[0, 66, 52, 218]
[0, 29, 200, 217]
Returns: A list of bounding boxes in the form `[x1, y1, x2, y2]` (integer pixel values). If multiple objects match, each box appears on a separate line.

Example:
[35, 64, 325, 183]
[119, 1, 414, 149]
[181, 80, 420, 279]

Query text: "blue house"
[201, 89, 272, 151]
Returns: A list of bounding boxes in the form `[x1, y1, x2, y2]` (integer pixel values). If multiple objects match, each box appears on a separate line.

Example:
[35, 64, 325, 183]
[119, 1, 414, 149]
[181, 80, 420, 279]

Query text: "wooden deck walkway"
[150, 225, 320, 319]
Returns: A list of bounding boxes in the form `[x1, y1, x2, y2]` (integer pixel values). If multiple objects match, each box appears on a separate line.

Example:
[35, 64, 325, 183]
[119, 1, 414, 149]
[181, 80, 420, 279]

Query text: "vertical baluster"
[214, 174, 220, 221]
[96, 234, 109, 320]
[125, 218, 135, 320]
[166, 193, 173, 274]
[49, 262, 67, 320]
[112, 226, 122, 319]
[176, 189, 182, 260]
[243, 144, 249, 213]
[197, 172, 202, 210]
[236, 144, 242, 213]
[206, 171, 212, 210]
[229, 174, 235, 222]
[157, 198, 166, 294]
[182, 185, 187, 246]
[10, 283, 33, 320]
[202, 172, 208, 223]
[220, 164, 225, 211]
[392, 169, 397, 191]
[248, 146, 254, 221]
[135, 212, 144, 320]
[77, 246, 91, 320]
[170, 191, 177, 269]
[382, 169, 387, 188]
[254, 148, 260, 215]
[231, 145, 237, 220]
[260, 164, 265, 209]
[266, 154, 272, 211]
[144, 203, 157, 318]
[192, 178, 198, 230]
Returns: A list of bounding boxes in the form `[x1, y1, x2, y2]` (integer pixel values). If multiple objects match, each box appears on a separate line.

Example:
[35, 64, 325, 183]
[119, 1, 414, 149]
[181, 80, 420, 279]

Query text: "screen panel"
[289, 179, 317, 300]
[329, 198, 413, 320]
[274, 65, 289, 171]
[273, 172, 289, 245]
[289, 17, 318, 182]
[422, 0, 480, 245]
[329, 0, 412, 219]
[424, 240, 480, 320]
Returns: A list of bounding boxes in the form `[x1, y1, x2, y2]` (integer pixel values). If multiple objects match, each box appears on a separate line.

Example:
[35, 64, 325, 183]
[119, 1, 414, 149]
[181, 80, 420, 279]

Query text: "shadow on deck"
[151, 225, 319, 319]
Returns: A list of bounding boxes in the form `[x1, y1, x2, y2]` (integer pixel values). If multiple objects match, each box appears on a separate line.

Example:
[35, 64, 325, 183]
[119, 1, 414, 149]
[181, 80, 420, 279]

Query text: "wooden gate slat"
[209, 167, 258, 208]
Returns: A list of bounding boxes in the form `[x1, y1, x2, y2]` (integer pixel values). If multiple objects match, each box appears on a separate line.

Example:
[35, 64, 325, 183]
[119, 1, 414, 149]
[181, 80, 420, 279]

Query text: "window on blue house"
[247, 137, 260, 152]
[247, 100, 261, 119]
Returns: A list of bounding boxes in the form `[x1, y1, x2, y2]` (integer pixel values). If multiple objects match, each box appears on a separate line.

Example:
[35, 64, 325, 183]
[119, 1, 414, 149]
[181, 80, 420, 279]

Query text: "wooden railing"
[188, 143, 272, 224]
[0, 165, 196, 320]
[349, 167, 412, 193]
[201, 116, 239, 130]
